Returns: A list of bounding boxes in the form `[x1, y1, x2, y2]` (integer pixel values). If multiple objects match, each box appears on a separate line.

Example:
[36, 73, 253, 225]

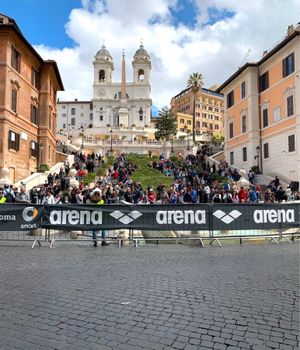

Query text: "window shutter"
[282, 58, 286, 77]
[15, 133, 20, 151]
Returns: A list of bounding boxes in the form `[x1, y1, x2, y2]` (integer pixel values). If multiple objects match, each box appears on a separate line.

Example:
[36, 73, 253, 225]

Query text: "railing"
[0, 203, 299, 248]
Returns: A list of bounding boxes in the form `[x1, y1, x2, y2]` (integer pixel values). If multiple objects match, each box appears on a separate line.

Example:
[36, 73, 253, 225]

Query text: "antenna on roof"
[238, 48, 251, 69]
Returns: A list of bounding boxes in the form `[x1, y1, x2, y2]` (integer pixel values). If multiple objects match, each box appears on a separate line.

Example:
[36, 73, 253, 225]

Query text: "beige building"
[217, 24, 300, 182]
[171, 87, 224, 139]
[0, 13, 64, 182]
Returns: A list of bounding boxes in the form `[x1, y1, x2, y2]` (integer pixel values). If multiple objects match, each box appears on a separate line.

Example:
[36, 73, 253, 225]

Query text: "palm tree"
[187, 72, 204, 143]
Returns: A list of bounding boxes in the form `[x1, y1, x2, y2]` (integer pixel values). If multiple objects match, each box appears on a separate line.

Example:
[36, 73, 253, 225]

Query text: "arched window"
[99, 70, 105, 82]
[138, 69, 145, 82]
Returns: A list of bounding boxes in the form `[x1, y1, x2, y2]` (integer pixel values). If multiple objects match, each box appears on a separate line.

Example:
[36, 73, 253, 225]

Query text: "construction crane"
[238, 48, 251, 69]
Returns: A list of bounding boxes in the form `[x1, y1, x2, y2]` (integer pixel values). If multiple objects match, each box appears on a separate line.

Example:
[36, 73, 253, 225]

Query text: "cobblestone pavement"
[0, 241, 299, 350]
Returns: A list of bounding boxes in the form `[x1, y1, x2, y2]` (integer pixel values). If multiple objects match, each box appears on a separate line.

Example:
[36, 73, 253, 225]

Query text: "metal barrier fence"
[0, 203, 299, 248]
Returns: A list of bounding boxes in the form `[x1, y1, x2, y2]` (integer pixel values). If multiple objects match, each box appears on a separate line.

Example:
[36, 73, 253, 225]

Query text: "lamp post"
[187, 134, 190, 151]
[110, 129, 113, 153]
[39, 143, 44, 166]
[255, 146, 260, 173]
[171, 138, 174, 154]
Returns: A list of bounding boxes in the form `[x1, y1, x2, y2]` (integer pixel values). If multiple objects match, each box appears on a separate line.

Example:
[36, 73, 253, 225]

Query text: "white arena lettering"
[156, 210, 206, 225]
[50, 210, 102, 225]
[254, 209, 295, 224]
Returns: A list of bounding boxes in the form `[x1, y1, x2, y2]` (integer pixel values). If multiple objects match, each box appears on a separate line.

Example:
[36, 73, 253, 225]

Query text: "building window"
[80, 113, 84, 117]
[138, 69, 145, 81]
[202, 122, 207, 127]
[8, 130, 20, 151]
[187, 120, 191, 125]
[215, 116, 219, 121]
[180, 118, 184, 124]
[263, 143, 269, 159]
[262, 108, 268, 128]
[230, 151, 234, 165]
[11, 47, 21, 72]
[202, 113, 207, 118]
[209, 123, 213, 130]
[242, 147, 247, 162]
[282, 53, 295, 77]
[63, 124, 66, 128]
[273, 107, 281, 123]
[99, 115, 103, 121]
[71, 108, 76, 115]
[90, 113, 93, 121]
[229, 122, 234, 139]
[287, 95, 294, 117]
[241, 81, 246, 99]
[11, 89, 17, 113]
[227, 90, 234, 108]
[241, 115, 247, 133]
[62, 113, 66, 117]
[90, 103, 93, 110]
[99, 70, 105, 82]
[196, 121, 200, 128]
[288, 134, 295, 153]
[30, 141, 38, 158]
[71, 117, 75, 126]
[31, 68, 40, 89]
[30, 105, 39, 125]
[62, 105, 66, 109]
[259, 71, 269, 92]
[215, 124, 219, 130]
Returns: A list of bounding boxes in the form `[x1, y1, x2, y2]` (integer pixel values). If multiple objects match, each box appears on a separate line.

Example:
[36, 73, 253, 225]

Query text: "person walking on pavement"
[90, 189, 109, 247]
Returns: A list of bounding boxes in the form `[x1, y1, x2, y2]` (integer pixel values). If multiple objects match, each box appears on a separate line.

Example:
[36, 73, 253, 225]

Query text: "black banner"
[0, 203, 299, 233]
[42, 204, 210, 231]
[0, 204, 43, 231]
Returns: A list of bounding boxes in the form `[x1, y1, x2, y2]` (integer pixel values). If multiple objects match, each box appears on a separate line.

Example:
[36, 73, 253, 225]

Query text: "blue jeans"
[92, 230, 107, 241]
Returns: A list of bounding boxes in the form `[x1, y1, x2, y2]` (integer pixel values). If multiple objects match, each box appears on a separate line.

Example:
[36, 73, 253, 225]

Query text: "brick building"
[217, 24, 300, 182]
[0, 13, 64, 182]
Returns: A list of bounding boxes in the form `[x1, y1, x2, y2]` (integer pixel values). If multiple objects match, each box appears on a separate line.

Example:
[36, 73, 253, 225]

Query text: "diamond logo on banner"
[110, 210, 143, 225]
[213, 209, 242, 224]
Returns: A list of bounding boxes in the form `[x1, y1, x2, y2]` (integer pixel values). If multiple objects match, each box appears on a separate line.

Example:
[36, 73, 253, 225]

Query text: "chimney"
[75, 98, 78, 101]
[262, 50, 268, 57]
[287, 25, 294, 36]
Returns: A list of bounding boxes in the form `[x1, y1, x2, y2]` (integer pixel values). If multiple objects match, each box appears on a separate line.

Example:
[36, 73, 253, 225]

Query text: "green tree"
[211, 133, 225, 145]
[154, 106, 177, 141]
[187, 72, 204, 143]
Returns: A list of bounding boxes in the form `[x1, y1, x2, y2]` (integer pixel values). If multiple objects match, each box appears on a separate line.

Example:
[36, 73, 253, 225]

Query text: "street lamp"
[171, 138, 174, 154]
[110, 129, 113, 153]
[187, 134, 190, 151]
[39, 143, 44, 165]
[255, 146, 260, 172]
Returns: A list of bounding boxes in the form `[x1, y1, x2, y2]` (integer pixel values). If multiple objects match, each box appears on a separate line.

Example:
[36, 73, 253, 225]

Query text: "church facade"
[92, 44, 152, 129]
[57, 44, 153, 138]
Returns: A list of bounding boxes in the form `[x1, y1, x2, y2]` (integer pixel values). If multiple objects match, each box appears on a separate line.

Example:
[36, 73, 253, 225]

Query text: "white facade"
[57, 100, 93, 133]
[57, 44, 152, 138]
[92, 44, 152, 129]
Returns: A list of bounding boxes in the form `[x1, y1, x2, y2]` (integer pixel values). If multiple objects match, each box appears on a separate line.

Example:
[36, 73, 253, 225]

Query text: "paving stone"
[0, 243, 297, 350]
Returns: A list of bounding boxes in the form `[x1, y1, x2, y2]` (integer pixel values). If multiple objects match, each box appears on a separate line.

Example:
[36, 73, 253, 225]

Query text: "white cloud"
[34, 0, 300, 108]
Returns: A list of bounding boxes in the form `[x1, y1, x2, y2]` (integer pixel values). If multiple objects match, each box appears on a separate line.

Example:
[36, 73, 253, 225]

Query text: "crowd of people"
[0, 147, 299, 245]
[0, 146, 299, 208]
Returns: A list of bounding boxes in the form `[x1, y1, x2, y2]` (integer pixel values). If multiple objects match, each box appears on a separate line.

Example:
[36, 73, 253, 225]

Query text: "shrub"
[37, 163, 50, 173]
[82, 172, 96, 185]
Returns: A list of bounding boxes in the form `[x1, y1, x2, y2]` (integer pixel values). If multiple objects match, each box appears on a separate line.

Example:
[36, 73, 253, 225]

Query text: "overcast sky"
[2, 0, 300, 108]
